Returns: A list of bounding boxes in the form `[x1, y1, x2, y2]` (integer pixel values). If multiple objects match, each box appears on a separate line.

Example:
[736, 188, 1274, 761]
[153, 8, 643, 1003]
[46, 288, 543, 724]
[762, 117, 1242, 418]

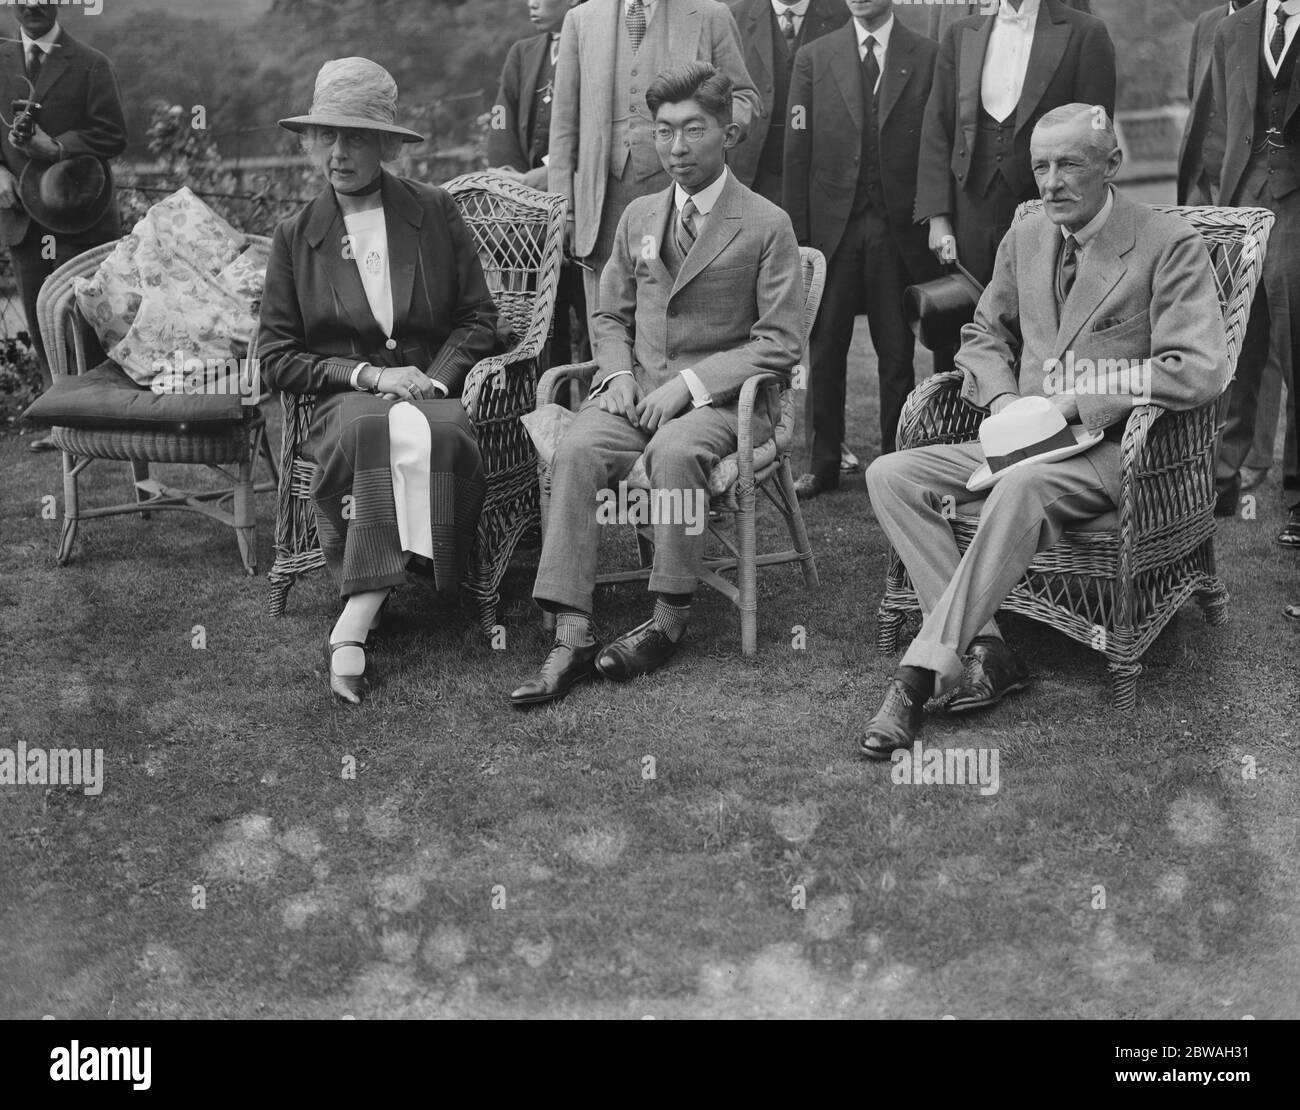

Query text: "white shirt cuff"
[350, 362, 372, 391]
[680, 368, 712, 408]
[590, 369, 633, 396]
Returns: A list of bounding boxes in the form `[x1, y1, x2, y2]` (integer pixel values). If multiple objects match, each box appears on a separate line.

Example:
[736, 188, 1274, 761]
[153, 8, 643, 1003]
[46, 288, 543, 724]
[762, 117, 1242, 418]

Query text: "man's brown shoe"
[858, 679, 925, 760]
[510, 641, 601, 707]
[945, 637, 1031, 713]
[595, 619, 678, 681]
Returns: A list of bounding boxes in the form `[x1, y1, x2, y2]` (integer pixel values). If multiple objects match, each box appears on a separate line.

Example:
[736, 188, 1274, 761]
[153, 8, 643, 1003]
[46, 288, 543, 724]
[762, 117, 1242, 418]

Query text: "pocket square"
[1092, 316, 1124, 332]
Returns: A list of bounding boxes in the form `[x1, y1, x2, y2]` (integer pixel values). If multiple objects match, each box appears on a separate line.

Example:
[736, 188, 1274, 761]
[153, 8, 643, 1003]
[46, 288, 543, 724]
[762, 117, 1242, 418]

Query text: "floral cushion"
[72, 187, 261, 388]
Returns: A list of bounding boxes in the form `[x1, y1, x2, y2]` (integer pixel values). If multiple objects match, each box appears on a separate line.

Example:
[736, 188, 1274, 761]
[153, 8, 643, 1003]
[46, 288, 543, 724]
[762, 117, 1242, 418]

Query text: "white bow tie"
[997, 7, 1031, 27]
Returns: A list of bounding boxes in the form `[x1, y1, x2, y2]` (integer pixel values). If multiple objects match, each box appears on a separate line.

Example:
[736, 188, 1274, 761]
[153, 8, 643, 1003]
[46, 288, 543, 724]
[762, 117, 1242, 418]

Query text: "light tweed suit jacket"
[591, 170, 804, 428]
[956, 190, 1229, 500]
[548, 0, 762, 258]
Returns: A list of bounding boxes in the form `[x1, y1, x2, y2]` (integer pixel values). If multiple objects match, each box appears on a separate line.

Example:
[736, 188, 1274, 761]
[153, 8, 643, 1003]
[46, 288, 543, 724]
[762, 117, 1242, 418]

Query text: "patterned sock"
[895, 665, 934, 703]
[555, 611, 594, 649]
[651, 596, 691, 643]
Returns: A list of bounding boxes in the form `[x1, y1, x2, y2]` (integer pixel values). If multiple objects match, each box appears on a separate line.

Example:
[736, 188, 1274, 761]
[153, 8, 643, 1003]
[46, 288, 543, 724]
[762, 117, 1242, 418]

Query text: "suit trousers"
[581, 164, 669, 333]
[1216, 164, 1300, 497]
[867, 441, 1115, 693]
[807, 205, 944, 483]
[533, 398, 742, 613]
[9, 220, 111, 385]
[954, 173, 1029, 288]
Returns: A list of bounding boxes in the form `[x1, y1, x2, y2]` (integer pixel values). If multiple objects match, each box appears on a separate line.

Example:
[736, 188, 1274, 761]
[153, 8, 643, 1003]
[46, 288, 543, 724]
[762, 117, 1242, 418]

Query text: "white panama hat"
[966, 395, 1104, 492]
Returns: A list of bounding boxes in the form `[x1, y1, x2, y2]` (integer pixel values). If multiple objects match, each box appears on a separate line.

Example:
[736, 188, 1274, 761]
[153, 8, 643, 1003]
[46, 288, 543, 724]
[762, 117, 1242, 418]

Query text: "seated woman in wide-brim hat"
[258, 57, 499, 704]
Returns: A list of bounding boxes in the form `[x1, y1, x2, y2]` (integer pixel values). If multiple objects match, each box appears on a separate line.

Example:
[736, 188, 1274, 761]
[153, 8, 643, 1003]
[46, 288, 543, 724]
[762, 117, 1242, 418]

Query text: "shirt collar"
[1269, 0, 1300, 20]
[997, 0, 1040, 25]
[773, 0, 811, 17]
[1063, 187, 1115, 249]
[676, 166, 730, 217]
[21, 23, 62, 53]
[854, 13, 895, 53]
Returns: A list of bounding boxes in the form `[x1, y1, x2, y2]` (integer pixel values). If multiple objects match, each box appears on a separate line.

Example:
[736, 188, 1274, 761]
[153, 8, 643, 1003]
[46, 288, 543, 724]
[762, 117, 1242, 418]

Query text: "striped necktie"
[675, 198, 698, 259]
[26, 45, 43, 84]
[1057, 235, 1079, 306]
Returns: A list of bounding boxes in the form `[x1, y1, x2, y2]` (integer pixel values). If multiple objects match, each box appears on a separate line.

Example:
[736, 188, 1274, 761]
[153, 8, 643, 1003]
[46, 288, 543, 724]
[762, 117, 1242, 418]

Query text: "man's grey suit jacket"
[956, 190, 1230, 500]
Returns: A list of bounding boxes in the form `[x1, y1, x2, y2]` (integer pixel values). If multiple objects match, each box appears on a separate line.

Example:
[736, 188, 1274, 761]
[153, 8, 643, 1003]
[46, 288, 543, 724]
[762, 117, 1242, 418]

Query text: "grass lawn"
[1, 323, 1297, 1020]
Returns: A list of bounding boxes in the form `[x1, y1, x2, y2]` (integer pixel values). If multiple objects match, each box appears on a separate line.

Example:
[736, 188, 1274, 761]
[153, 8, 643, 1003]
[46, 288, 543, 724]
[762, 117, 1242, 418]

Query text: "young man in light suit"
[784, 0, 946, 501]
[548, 0, 762, 330]
[513, 62, 804, 706]
[861, 105, 1228, 757]
[915, 0, 1115, 287]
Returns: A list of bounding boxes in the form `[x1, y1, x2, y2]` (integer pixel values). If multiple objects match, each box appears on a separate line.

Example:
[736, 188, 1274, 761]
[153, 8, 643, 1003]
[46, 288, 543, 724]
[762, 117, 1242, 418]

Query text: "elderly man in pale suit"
[860, 105, 1229, 757]
[513, 63, 803, 706]
[548, 0, 761, 329]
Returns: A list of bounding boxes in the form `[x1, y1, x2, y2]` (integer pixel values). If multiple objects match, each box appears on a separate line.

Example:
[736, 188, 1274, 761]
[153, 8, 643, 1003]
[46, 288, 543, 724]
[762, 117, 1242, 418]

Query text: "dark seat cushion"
[23, 361, 248, 431]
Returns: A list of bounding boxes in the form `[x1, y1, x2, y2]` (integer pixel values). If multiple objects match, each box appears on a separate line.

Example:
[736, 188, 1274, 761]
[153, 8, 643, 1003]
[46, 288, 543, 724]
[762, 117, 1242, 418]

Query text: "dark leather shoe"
[510, 641, 601, 707]
[945, 637, 1031, 714]
[858, 679, 925, 760]
[794, 473, 837, 501]
[1277, 510, 1300, 548]
[595, 619, 678, 680]
[27, 435, 56, 453]
[1214, 484, 1241, 518]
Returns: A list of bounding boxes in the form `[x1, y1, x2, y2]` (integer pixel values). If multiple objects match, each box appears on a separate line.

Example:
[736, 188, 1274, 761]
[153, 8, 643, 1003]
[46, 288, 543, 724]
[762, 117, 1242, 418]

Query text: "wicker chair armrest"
[536, 360, 600, 410]
[737, 373, 785, 486]
[462, 349, 537, 420]
[895, 370, 984, 450]
[1116, 400, 1219, 557]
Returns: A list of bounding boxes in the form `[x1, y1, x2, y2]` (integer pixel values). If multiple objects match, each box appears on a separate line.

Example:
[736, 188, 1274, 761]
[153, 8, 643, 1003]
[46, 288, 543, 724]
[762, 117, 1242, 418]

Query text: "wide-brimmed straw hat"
[279, 57, 424, 142]
[966, 395, 1104, 492]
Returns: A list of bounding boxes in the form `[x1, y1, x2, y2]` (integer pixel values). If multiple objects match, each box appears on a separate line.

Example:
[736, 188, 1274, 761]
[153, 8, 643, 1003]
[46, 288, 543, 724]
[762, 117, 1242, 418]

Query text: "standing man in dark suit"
[488, 0, 588, 365]
[1178, 1, 1257, 206]
[785, 0, 945, 498]
[727, 0, 849, 203]
[0, 3, 126, 451]
[924, 0, 1091, 42]
[915, 0, 1115, 287]
[1206, 0, 1300, 537]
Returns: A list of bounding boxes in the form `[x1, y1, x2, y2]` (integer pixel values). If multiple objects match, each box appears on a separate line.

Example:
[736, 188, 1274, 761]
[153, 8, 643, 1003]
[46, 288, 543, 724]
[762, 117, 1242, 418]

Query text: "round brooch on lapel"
[364, 249, 383, 275]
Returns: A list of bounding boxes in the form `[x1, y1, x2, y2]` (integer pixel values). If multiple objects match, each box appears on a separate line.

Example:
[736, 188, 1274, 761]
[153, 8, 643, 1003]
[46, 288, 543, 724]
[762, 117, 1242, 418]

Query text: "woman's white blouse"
[343, 206, 394, 338]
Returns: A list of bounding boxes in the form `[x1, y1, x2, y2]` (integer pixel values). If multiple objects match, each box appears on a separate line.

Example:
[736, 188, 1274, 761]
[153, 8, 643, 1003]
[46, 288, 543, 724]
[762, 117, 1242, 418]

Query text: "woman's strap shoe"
[326, 638, 368, 705]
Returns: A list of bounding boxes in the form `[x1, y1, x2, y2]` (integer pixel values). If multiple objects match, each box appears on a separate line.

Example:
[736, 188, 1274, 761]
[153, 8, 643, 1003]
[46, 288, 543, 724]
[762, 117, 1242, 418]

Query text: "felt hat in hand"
[966, 395, 1104, 492]
[18, 155, 114, 236]
[279, 57, 424, 142]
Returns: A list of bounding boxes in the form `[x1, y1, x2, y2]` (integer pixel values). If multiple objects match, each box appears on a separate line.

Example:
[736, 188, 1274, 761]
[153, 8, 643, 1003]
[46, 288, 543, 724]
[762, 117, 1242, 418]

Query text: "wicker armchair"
[37, 236, 277, 575]
[265, 173, 567, 630]
[877, 203, 1274, 709]
[534, 246, 825, 655]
